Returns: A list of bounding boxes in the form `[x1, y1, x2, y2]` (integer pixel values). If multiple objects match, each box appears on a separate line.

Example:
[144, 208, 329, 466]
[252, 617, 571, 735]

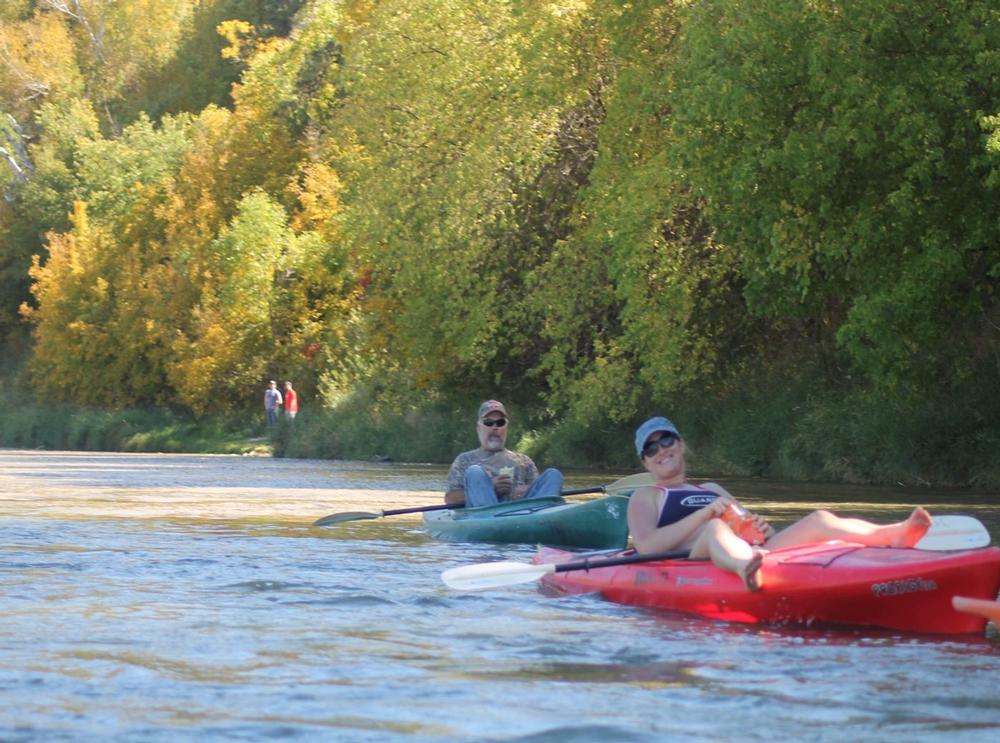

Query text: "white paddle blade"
[916, 515, 991, 551]
[441, 561, 556, 591]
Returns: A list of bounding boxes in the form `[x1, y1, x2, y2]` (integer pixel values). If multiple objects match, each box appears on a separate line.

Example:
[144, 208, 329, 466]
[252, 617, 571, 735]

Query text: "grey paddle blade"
[313, 511, 381, 527]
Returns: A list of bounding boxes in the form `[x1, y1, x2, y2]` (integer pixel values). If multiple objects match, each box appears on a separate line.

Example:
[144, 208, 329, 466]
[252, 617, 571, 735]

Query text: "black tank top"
[655, 485, 718, 527]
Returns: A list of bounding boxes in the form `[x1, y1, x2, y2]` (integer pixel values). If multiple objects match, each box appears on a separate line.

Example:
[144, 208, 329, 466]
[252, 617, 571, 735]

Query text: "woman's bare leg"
[765, 507, 933, 551]
[689, 520, 766, 592]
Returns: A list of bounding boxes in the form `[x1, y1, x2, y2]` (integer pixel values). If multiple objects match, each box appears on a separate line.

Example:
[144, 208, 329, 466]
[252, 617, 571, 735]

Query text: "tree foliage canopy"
[1, 0, 999, 479]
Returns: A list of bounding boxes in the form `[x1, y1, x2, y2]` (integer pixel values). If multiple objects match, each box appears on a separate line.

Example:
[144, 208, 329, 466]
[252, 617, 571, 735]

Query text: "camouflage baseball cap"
[477, 400, 508, 420]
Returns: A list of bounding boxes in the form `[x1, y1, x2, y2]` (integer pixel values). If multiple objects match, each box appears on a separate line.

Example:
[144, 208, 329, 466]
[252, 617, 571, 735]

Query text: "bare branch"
[1, 114, 35, 200]
[41, 0, 105, 61]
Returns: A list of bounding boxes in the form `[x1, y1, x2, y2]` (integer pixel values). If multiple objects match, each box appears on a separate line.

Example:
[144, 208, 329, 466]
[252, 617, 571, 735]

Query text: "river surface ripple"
[1, 449, 999, 742]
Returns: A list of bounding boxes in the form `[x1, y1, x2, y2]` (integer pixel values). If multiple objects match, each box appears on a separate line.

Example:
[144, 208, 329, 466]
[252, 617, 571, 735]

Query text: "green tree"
[322, 0, 609, 404]
[667, 0, 1000, 392]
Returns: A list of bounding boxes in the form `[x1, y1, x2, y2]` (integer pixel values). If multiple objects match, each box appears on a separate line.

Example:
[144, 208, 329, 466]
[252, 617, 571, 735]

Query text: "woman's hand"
[702, 496, 732, 520]
[749, 512, 775, 542]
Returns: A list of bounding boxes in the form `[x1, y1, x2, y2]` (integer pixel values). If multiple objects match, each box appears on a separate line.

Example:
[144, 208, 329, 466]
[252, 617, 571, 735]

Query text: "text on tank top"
[655, 485, 719, 528]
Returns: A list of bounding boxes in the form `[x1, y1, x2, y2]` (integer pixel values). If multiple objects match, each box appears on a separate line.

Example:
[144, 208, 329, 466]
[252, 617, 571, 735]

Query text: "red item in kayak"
[536, 542, 1000, 634]
[721, 502, 767, 544]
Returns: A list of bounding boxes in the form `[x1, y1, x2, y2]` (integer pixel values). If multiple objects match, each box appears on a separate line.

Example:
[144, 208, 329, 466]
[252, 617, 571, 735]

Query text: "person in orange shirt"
[283, 381, 299, 420]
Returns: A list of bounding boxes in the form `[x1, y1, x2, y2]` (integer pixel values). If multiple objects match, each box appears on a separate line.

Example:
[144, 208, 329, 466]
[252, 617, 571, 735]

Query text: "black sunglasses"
[481, 418, 508, 428]
[642, 432, 679, 458]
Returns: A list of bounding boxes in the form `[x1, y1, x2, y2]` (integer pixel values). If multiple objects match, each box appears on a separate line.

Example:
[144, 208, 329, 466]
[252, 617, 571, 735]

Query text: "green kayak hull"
[423, 495, 630, 549]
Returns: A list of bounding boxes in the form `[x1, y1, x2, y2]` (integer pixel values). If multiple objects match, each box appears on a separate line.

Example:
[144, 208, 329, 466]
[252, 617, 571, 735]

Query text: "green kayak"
[422, 494, 630, 549]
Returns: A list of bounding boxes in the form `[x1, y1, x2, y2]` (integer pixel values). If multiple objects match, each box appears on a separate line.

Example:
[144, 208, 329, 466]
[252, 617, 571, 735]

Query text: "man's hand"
[492, 474, 513, 497]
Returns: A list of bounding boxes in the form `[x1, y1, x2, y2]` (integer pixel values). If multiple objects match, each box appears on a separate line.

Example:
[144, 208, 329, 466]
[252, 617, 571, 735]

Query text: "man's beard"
[484, 434, 504, 451]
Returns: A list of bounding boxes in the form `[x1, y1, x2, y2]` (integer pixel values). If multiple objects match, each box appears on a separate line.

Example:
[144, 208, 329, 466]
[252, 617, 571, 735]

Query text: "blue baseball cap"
[634, 416, 681, 457]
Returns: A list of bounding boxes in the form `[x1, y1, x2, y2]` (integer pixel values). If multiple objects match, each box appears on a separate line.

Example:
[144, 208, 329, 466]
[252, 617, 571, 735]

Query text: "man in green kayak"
[444, 400, 564, 507]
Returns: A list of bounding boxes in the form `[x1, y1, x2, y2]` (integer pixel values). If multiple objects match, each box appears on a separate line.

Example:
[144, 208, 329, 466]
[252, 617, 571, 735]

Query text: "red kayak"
[536, 542, 1000, 634]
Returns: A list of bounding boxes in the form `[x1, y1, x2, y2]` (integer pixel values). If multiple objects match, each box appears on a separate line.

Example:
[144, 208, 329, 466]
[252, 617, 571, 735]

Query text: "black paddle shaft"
[314, 485, 612, 525]
[554, 548, 692, 574]
[381, 503, 455, 516]
[383, 487, 604, 516]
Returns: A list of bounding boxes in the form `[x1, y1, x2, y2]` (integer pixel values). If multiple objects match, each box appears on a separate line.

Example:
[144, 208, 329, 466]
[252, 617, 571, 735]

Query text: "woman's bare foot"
[737, 549, 765, 592]
[890, 507, 933, 548]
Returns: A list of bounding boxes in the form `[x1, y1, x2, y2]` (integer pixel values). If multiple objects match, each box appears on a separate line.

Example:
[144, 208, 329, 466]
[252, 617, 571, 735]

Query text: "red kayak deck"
[536, 542, 1000, 634]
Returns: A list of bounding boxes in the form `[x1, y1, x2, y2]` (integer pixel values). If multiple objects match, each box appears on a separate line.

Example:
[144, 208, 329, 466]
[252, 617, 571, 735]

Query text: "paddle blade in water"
[915, 515, 990, 551]
[441, 561, 555, 591]
[312, 511, 380, 527]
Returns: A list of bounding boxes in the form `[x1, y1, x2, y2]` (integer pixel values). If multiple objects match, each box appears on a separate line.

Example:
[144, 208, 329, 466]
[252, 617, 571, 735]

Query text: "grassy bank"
[0, 404, 265, 455]
[4, 382, 999, 490]
[272, 380, 1000, 489]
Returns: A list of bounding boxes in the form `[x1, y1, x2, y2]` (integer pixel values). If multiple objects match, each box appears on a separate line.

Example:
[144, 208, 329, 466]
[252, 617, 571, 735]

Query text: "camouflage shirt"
[446, 448, 539, 496]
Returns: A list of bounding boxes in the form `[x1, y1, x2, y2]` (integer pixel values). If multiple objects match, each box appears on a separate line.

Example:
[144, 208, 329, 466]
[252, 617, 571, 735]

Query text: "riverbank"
[0, 404, 266, 456]
[3, 393, 1000, 491]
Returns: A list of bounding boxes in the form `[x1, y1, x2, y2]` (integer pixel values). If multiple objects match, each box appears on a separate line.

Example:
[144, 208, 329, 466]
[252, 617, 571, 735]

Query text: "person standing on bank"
[264, 380, 282, 428]
[445, 400, 564, 507]
[283, 381, 298, 420]
[628, 416, 933, 592]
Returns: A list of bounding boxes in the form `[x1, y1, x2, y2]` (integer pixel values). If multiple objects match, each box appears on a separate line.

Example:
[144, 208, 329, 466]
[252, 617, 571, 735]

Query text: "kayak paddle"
[952, 595, 1000, 624]
[314, 502, 457, 526]
[441, 548, 691, 591]
[312, 472, 654, 527]
[440, 514, 992, 591]
[913, 514, 990, 551]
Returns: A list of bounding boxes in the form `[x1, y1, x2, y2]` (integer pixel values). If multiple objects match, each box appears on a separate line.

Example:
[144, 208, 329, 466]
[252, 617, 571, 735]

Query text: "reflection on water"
[0, 449, 999, 741]
[460, 659, 700, 687]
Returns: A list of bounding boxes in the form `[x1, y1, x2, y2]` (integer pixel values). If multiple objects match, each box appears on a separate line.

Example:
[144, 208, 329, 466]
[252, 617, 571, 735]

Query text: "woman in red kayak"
[628, 416, 933, 592]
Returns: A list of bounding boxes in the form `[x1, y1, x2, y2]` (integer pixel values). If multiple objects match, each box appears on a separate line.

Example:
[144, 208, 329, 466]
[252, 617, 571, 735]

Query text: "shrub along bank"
[4, 376, 999, 489]
[0, 404, 261, 456]
[274, 378, 1000, 489]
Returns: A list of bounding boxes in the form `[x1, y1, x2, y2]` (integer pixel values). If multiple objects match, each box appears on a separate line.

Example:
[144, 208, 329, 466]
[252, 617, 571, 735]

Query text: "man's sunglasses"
[642, 432, 679, 458]
[481, 418, 508, 428]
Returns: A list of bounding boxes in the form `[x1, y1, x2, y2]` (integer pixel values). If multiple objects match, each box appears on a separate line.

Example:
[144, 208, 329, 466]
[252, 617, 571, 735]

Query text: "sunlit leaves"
[324, 0, 607, 399]
[0, 9, 83, 120]
[167, 191, 292, 412]
[7, 0, 1000, 438]
[25, 200, 166, 405]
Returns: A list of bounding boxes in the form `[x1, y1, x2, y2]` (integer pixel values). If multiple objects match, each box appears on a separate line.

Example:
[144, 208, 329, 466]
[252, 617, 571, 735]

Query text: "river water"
[1, 449, 999, 742]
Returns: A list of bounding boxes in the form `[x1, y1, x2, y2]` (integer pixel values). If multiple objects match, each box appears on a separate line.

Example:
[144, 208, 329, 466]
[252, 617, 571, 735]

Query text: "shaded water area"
[2, 449, 1000, 742]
